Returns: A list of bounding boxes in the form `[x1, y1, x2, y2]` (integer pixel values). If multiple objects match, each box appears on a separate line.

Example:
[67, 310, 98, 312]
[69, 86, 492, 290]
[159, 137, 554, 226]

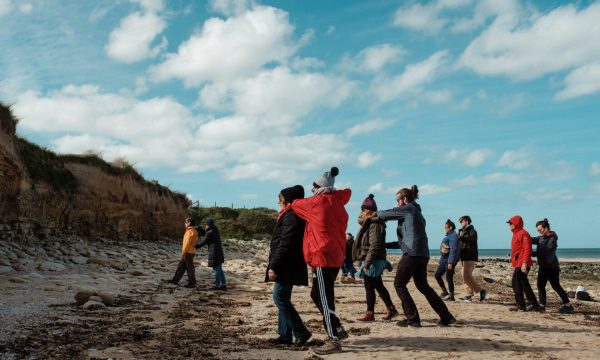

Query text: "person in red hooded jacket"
[291, 166, 351, 355]
[507, 215, 543, 312]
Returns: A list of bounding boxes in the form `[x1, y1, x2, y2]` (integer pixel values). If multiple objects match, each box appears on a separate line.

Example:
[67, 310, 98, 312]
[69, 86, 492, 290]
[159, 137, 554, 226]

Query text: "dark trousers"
[434, 256, 455, 294]
[512, 267, 539, 308]
[537, 266, 570, 306]
[172, 253, 196, 286]
[310, 267, 341, 341]
[363, 275, 394, 312]
[393, 254, 452, 323]
[272, 282, 309, 341]
[342, 259, 357, 278]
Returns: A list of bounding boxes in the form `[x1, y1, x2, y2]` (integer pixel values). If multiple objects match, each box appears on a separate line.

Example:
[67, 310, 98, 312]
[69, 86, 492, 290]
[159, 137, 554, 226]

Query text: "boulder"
[74, 288, 115, 306]
[11, 262, 26, 272]
[70, 256, 89, 265]
[82, 300, 106, 310]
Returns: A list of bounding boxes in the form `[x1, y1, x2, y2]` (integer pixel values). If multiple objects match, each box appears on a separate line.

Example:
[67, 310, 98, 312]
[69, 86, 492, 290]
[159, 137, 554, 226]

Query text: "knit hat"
[313, 166, 339, 188]
[361, 194, 377, 211]
[280, 185, 305, 203]
[204, 218, 215, 226]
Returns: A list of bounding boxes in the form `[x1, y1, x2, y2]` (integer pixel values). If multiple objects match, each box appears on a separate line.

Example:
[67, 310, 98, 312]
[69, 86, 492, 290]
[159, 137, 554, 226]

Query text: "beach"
[1, 238, 600, 359]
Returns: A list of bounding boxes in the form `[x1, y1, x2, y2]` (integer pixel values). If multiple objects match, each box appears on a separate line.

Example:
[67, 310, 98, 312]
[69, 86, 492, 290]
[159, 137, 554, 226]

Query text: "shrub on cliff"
[0, 103, 18, 135]
[188, 206, 277, 240]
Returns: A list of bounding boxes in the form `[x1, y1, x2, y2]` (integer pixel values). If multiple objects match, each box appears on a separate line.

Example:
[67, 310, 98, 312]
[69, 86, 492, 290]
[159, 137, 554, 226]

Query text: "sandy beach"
[1, 237, 599, 359]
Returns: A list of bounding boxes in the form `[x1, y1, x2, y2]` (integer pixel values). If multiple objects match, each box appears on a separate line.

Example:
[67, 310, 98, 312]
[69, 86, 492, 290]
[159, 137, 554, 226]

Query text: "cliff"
[0, 103, 190, 242]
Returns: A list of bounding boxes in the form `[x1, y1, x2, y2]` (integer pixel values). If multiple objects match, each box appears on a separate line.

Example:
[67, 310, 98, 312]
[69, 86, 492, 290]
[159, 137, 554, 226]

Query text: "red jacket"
[291, 189, 351, 268]
[508, 215, 533, 268]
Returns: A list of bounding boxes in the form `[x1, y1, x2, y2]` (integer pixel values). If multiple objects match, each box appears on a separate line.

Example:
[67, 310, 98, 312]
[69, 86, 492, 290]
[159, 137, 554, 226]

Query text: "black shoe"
[268, 336, 292, 345]
[527, 305, 544, 312]
[439, 291, 449, 298]
[336, 326, 349, 340]
[509, 306, 527, 312]
[294, 331, 312, 347]
[210, 285, 227, 291]
[438, 315, 457, 326]
[163, 279, 177, 284]
[396, 319, 421, 328]
[184, 284, 195, 288]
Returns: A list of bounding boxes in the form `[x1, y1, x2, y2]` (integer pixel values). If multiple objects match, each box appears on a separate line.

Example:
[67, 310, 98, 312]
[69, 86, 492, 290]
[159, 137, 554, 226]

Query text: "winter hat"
[313, 166, 339, 188]
[280, 185, 305, 203]
[204, 218, 215, 226]
[361, 194, 377, 211]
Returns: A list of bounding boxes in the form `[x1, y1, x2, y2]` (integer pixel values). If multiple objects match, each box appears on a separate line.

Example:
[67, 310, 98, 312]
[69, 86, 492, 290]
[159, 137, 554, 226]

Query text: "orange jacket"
[291, 188, 351, 268]
[508, 215, 533, 268]
[181, 226, 198, 255]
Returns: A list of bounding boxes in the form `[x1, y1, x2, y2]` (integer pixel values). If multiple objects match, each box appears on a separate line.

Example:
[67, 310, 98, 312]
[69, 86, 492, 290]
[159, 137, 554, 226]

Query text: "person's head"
[360, 194, 377, 219]
[279, 185, 305, 209]
[458, 215, 471, 229]
[507, 215, 523, 232]
[396, 185, 419, 205]
[445, 219, 456, 232]
[204, 218, 215, 229]
[346, 233, 353, 241]
[185, 217, 196, 227]
[312, 166, 339, 194]
[536, 218, 551, 235]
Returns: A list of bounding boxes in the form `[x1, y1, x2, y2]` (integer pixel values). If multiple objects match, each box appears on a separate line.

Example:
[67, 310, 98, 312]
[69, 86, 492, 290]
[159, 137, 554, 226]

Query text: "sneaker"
[438, 315, 457, 327]
[268, 336, 292, 345]
[459, 295, 472, 302]
[479, 289, 489, 301]
[527, 305, 545, 312]
[336, 326, 349, 340]
[509, 306, 527, 312]
[210, 285, 227, 291]
[443, 295, 455, 302]
[294, 331, 312, 347]
[312, 340, 342, 355]
[559, 305, 574, 314]
[396, 319, 422, 328]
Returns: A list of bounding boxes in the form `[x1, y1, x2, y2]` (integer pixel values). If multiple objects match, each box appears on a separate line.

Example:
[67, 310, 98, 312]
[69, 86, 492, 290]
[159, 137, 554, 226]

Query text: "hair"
[185, 217, 196, 226]
[445, 219, 456, 231]
[312, 182, 320, 189]
[535, 218, 551, 230]
[397, 185, 419, 203]
[458, 215, 472, 224]
[346, 232, 353, 238]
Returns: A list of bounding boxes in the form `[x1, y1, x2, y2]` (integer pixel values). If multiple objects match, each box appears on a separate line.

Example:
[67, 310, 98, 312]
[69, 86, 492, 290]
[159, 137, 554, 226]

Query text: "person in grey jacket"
[353, 194, 398, 322]
[434, 220, 460, 301]
[532, 218, 574, 314]
[377, 185, 456, 327]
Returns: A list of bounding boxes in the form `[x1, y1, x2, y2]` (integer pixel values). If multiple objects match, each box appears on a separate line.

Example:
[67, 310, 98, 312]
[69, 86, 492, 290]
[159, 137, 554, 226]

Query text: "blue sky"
[2, 0, 600, 248]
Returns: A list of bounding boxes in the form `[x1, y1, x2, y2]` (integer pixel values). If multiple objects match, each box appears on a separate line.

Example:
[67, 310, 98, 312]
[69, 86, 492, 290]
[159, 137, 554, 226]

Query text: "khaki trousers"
[461, 260, 482, 295]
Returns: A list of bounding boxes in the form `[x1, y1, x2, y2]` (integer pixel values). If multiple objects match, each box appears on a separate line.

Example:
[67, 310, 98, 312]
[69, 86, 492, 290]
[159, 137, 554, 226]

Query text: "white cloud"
[19, 3, 32, 14]
[0, 0, 12, 16]
[393, 3, 447, 35]
[210, 0, 254, 16]
[440, 148, 493, 167]
[371, 51, 450, 103]
[451, 0, 520, 33]
[132, 0, 164, 12]
[356, 152, 382, 168]
[240, 193, 258, 200]
[339, 44, 405, 72]
[419, 184, 452, 196]
[482, 172, 526, 185]
[367, 182, 384, 193]
[522, 188, 577, 203]
[150, 6, 298, 87]
[590, 162, 600, 177]
[449, 175, 479, 187]
[496, 149, 533, 170]
[555, 63, 600, 100]
[346, 119, 395, 138]
[106, 11, 167, 63]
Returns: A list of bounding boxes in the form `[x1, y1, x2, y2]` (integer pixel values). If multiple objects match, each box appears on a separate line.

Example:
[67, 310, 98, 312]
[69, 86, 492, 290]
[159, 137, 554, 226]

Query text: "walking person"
[266, 185, 312, 346]
[507, 215, 543, 312]
[167, 217, 199, 288]
[434, 219, 460, 302]
[353, 194, 399, 322]
[341, 233, 358, 282]
[196, 218, 227, 290]
[291, 167, 351, 355]
[377, 185, 456, 327]
[457, 215, 488, 302]
[532, 218, 574, 314]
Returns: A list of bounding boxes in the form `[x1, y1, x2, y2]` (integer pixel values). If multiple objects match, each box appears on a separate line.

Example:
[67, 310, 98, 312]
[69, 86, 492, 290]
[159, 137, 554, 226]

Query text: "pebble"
[70, 256, 89, 265]
[11, 263, 26, 272]
[38, 261, 66, 272]
[82, 300, 106, 310]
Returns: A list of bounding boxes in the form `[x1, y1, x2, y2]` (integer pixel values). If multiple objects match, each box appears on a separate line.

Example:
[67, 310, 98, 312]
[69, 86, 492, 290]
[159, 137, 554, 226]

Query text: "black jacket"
[458, 225, 478, 261]
[532, 231, 560, 268]
[196, 225, 224, 267]
[345, 237, 354, 261]
[265, 210, 308, 286]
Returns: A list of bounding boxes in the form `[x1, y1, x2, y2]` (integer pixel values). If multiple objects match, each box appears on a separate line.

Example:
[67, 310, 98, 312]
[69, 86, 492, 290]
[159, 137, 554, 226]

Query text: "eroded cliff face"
[0, 104, 189, 242]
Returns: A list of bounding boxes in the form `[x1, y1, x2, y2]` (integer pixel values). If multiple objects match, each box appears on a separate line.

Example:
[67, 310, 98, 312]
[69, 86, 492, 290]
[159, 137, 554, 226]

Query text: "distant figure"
[457, 215, 488, 302]
[532, 218, 574, 314]
[341, 233, 358, 281]
[167, 217, 198, 288]
[435, 219, 460, 302]
[377, 185, 456, 328]
[507, 215, 543, 312]
[353, 194, 398, 322]
[291, 166, 351, 355]
[196, 218, 227, 290]
[265, 185, 312, 346]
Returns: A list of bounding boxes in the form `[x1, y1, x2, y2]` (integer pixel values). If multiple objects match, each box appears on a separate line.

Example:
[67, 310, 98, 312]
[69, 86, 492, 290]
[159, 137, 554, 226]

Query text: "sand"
[1, 238, 599, 359]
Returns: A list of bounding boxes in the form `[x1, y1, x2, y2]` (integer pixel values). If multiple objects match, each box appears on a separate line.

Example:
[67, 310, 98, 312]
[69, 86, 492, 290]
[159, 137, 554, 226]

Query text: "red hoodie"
[508, 215, 533, 268]
[291, 189, 351, 268]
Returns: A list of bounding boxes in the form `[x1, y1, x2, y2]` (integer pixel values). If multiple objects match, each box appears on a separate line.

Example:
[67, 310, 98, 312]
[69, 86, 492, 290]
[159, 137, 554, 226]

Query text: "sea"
[387, 248, 600, 260]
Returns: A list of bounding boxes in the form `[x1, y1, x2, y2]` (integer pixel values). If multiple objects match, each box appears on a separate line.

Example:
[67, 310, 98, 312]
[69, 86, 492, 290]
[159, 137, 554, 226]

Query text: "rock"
[110, 260, 127, 271]
[130, 270, 144, 276]
[11, 262, 26, 272]
[82, 300, 106, 310]
[88, 257, 110, 266]
[0, 257, 12, 266]
[38, 261, 66, 272]
[70, 256, 89, 265]
[10, 277, 28, 284]
[88, 295, 104, 303]
[74, 288, 115, 306]
[0, 266, 15, 273]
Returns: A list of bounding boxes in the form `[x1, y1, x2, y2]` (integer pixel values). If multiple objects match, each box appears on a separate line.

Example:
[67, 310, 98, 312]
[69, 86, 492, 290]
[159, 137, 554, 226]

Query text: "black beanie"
[280, 185, 305, 203]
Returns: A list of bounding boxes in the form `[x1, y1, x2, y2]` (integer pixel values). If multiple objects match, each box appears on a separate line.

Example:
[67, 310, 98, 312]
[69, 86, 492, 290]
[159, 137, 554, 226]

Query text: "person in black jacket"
[457, 215, 488, 302]
[341, 233, 358, 281]
[265, 185, 312, 347]
[196, 218, 226, 290]
[532, 218, 574, 314]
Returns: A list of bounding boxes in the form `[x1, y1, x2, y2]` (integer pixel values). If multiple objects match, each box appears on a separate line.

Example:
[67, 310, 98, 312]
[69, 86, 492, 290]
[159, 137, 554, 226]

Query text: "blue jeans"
[272, 282, 309, 341]
[342, 259, 357, 278]
[213, 264, 226, 287]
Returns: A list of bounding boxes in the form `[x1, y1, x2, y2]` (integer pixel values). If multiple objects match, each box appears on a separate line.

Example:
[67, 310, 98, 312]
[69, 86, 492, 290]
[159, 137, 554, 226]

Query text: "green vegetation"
[188, 206, 278, 240]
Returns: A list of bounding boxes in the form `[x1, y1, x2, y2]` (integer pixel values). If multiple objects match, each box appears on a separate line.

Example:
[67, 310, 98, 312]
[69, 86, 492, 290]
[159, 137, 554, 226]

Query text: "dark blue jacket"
[196, 225, 225, 268]
[441, 230, 460, 265]
[377, 202, 429, 257]
[532, 231, 559, 268]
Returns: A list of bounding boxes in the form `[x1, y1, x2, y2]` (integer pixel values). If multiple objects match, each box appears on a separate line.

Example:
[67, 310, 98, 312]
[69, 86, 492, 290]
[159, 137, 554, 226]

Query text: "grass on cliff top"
[0, 103, 18, 135]
[189, 206, 277, 240]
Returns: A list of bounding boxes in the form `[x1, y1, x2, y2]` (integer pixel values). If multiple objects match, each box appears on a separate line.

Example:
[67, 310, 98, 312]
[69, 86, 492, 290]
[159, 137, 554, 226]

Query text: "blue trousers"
[272, 282, 309, 340]
[213, 264, 226, 287]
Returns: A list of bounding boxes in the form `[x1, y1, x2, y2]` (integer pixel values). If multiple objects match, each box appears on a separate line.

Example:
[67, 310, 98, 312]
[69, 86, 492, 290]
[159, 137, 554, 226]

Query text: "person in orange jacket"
[168, 217, 199, 288]
[291, 166, 351, 355]
[507, 215, 542, 312]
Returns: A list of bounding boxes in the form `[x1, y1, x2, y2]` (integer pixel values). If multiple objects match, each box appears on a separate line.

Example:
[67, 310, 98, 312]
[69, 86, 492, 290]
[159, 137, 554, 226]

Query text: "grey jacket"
[352, 217, 387, 268]
[376, 202, 429, 257]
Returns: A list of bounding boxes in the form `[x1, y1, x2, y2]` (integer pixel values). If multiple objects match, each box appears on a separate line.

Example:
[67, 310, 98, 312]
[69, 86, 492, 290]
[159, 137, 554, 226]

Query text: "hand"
[447, 263, 453, 270]
[521, 263, 528, 274]
[268, 270, 277, 281]
[362, 266, 369, 273]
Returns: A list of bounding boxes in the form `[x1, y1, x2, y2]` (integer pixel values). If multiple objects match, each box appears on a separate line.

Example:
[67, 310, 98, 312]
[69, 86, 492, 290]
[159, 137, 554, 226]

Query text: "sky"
[1, 0, 600, 248]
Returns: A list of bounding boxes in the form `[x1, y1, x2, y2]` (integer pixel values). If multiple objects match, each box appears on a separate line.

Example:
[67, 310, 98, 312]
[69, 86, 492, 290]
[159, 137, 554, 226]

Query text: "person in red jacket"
[507, 215, 543, 312]
[291, 166, 351, 355]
